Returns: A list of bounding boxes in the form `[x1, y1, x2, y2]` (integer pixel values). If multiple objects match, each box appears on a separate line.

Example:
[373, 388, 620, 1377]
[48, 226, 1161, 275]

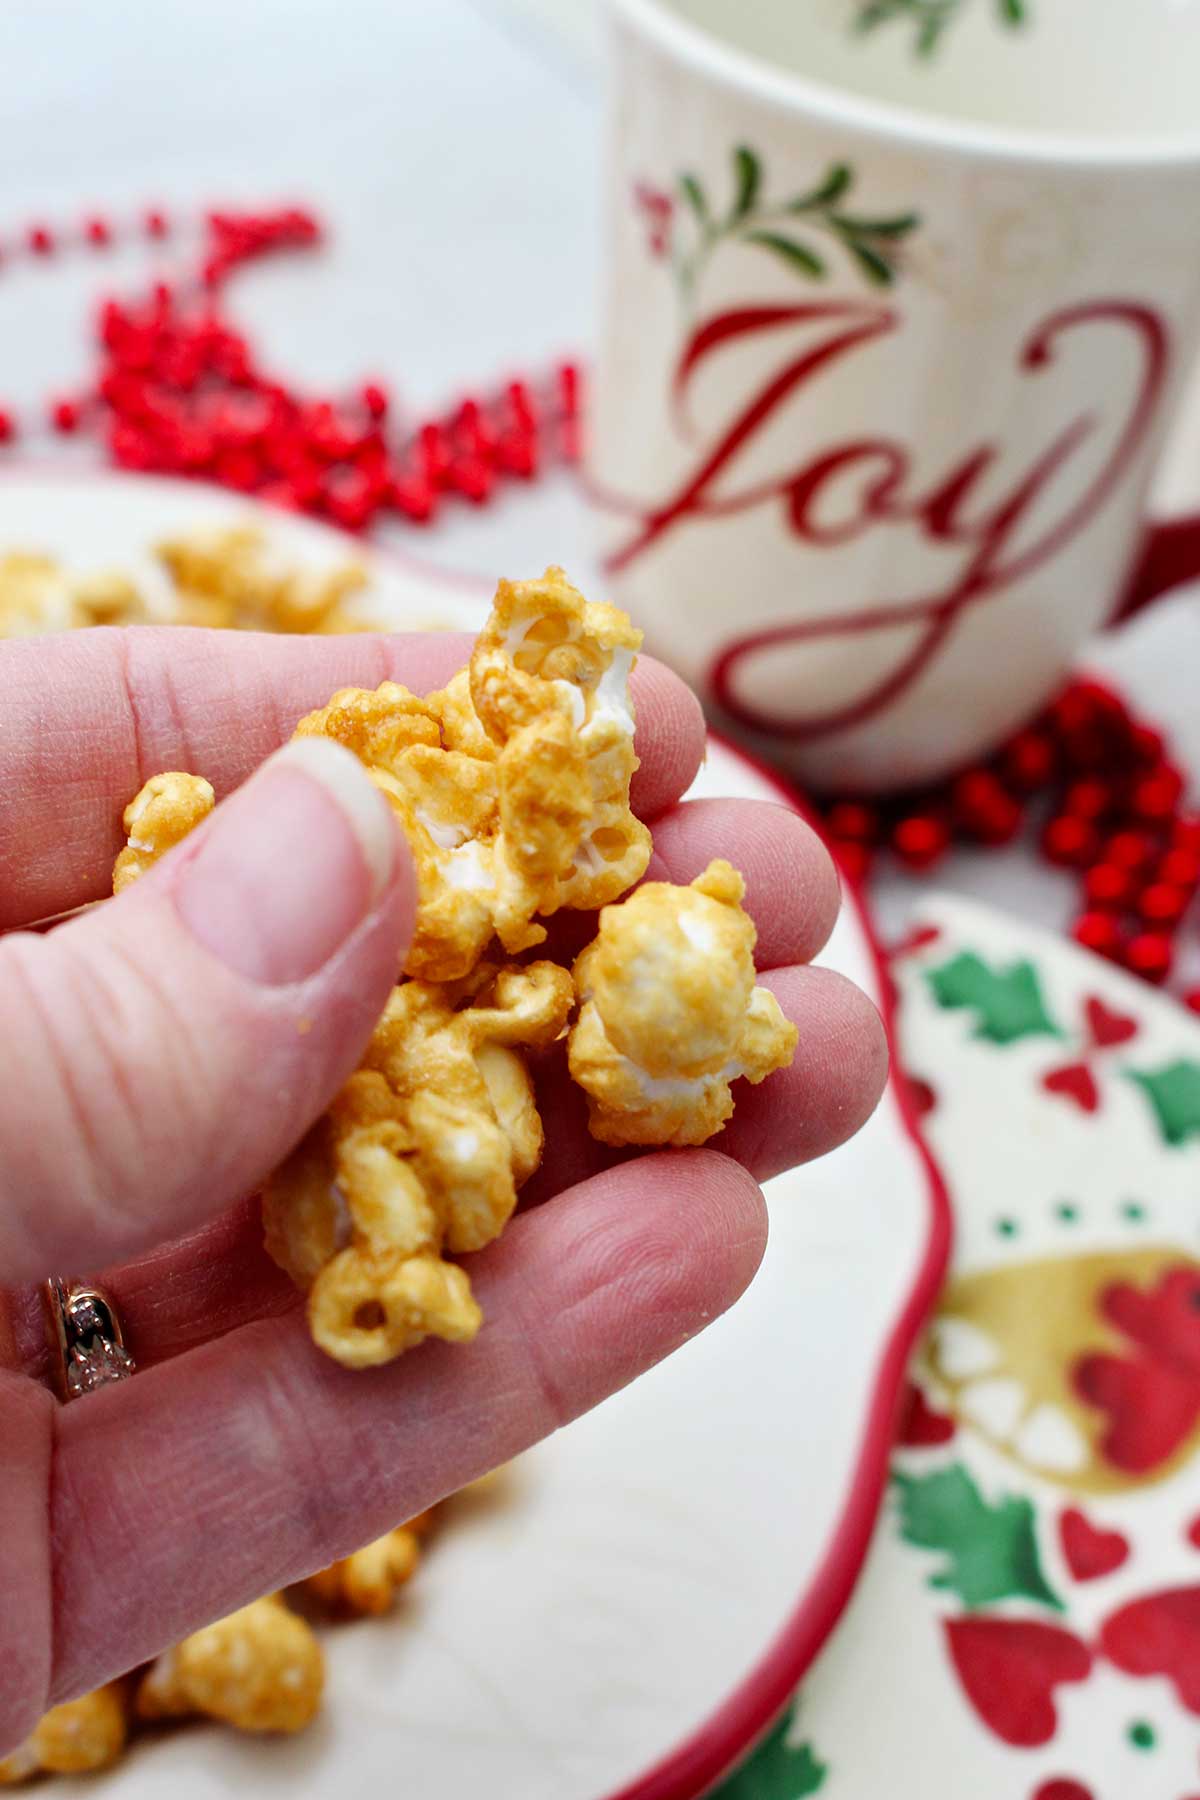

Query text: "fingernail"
[175, 739, 398, 985]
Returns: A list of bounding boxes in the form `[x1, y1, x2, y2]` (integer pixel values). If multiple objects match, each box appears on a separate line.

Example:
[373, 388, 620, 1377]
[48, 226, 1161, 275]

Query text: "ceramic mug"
[591, 0, 1200, 791]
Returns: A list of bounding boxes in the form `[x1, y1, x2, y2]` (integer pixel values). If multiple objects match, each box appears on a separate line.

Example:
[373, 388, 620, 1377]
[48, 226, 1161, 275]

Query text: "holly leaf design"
[925, 952, 1063, 1045]
[679, 173, 709, 224]
[843, 240, 895, 286]
[893, 1464, 1064, 1611]
[711, 1707, 827, 1798]
[742, 231, 826, 277]
[833, 210, 921, 237]
[1125, 1060, 1200, 1147]
[729, 144, 761, 221]
[787, 163, 852, 212]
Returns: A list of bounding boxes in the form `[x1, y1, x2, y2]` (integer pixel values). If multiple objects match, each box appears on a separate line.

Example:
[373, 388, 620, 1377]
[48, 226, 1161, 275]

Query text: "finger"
[78, 959, 886, 1373]
[0, 628, 701, 929]
[0, 738, 415, 1285]
[519, 962, 888, 1205]
[716, 966, 889, 1182]
[1, 1198, 299, 1384]
[46, 1151, 767, 1708]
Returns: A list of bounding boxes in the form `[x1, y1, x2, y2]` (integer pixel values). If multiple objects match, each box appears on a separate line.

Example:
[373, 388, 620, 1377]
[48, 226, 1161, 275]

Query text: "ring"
[43, 1279, 136, 1401]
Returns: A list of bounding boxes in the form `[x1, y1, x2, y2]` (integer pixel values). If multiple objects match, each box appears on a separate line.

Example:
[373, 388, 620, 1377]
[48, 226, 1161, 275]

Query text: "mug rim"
[611, 0, 1200, 170]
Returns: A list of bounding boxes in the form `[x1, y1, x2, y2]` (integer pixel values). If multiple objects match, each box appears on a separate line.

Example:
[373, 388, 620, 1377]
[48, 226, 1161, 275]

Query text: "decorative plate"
[765, 893, 1200, 1800]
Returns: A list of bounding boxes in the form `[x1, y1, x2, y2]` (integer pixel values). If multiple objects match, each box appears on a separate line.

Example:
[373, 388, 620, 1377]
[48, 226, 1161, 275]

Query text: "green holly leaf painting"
[742, 231, 826, 277]
[679, 173, 709, 224]
[786, 163, 852, 212]
[925, 952, 1063, 1045]
[711, 1707, 827, 1799]
[1126, 1060, 1200, 1147]
[893, 1464, 1063, 1611]
[729, 144, 761, 221]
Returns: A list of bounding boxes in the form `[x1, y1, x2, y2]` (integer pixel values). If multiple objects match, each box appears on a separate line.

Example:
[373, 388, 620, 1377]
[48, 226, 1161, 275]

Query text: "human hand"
[0, 626, 886, 1751]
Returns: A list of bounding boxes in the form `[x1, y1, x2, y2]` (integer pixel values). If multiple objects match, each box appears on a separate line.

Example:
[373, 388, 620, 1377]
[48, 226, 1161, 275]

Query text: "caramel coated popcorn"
[294, 566, 649, 981]
[264, 959, 573, 1367]
[0, 522, 377, 641]
[0, 554, 144, 638]
[305, 1511, 436, 1616]
[569, 860, 798, 1146]
[157, 524, 372, 634]
[112, 772, 215, 893]
[111, 570, 799, 1369]
[0, 1686, 127, 1785]
[135, 1597, 323, 1735]
[469, 566, 651, 912]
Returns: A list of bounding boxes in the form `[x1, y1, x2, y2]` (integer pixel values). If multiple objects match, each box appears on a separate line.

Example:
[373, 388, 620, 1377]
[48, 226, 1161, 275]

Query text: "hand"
[0, 626, 887, 1750]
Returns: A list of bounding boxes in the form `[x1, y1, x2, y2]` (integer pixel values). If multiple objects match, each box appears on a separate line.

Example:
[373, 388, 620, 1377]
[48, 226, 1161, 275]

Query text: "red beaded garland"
[825, 800, 880, 845]
[893, 815, 950, 870]
[1083, 863, 1133, 911]
[1125, 931, 1173, 984]
[1104, 830, 1155, 874]
[814, 667, 1196, 1001]
[1072, 912, 1124, 959]
[1042, 815, 1100, 868]
[1138, 881, 1192, 929]
[0, 200, 572, 539]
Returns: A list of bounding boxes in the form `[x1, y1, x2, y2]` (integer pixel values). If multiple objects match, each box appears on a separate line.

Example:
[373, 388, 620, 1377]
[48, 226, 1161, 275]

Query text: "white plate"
[2, 471, 947, 1799]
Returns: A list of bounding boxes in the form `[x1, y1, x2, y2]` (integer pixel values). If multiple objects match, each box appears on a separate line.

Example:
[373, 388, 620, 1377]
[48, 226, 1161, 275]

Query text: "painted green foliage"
[1126, 1061, 1200, 1148]
[711, 1706, 827, 1799]
[925, 952, 1062, 1046]
[673, 145, 919, 309]
[893, 1464, 1064, 1611]
[855, 0, 1028, 58]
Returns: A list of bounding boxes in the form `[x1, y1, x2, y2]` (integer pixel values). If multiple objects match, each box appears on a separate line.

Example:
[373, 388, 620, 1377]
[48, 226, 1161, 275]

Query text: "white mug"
[591, 0, 1200, 792]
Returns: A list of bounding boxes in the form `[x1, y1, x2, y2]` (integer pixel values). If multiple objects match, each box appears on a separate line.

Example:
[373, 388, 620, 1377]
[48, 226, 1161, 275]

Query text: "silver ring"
[43, 1279, 136, 1401]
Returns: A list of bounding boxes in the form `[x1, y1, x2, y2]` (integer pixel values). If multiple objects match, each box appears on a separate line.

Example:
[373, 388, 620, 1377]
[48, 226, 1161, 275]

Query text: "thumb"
[0, 738, 414, 1284]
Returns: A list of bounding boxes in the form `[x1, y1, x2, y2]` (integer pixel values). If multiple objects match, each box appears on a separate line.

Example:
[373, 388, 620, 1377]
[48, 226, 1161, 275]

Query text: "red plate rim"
[596, 735, 953, 1800]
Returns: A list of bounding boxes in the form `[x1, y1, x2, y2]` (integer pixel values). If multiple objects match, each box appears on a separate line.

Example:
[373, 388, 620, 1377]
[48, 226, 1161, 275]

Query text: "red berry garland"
[815, 676, 1199, 986]
[0, 200, 581, 533]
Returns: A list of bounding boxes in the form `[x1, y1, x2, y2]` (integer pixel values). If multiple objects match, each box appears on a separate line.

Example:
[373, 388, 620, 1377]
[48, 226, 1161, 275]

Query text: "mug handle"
[1113, 510, 1200, 622]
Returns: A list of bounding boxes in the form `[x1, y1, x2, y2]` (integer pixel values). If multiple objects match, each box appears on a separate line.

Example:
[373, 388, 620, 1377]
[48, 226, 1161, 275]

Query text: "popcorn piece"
[0, 1685, 127, 1784]
[288, 569, 649, 978]
[295, 683, 501, 981]
[0, 554, 144, 638]
[112, 771, 215, 893]
[135, 1597, 323, 1735]
[263, 960, 573, 1367]
[470, 565, 651, 911]
[157, 524, 371, 635]
[569, 860, 798, 1147]
[305, 1510, 436, 1616]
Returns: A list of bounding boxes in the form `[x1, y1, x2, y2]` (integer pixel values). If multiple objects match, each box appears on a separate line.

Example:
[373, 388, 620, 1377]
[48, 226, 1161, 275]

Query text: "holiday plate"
[0, 466, 489, 635]
[3, 470, 944, 1800]
[744, 894, 1200, 1800]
